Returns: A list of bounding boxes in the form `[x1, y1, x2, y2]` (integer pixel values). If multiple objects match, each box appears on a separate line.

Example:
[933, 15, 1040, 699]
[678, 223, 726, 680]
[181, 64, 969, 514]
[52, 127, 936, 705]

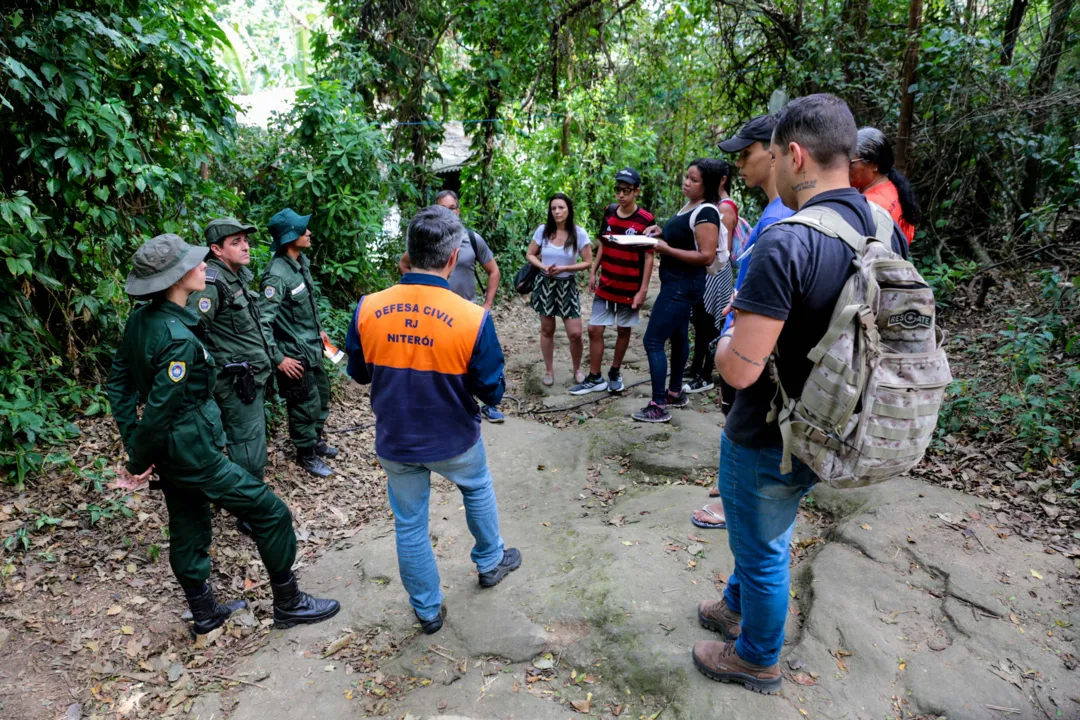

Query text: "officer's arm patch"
[168, 361, 187, 382]
[198, 297, 212, 313]
[264, 285, 276, 299]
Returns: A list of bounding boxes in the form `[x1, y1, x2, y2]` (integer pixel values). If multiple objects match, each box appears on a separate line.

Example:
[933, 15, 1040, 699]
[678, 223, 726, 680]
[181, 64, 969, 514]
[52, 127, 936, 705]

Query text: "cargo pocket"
[231, 294, 257, 334]
[856, 351, 950, 480]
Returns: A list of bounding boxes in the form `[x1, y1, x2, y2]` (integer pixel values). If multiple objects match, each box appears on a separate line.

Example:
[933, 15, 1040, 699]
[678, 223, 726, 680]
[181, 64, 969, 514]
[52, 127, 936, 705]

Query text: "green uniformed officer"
[187, 218, 271, 481]
[257, 208, 338, 478]
[106, 234, 339, 635]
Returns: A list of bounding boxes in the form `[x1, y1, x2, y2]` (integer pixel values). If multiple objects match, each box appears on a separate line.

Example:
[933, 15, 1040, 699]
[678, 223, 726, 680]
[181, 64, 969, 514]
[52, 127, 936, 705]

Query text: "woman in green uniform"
[107, 234, 339, 635]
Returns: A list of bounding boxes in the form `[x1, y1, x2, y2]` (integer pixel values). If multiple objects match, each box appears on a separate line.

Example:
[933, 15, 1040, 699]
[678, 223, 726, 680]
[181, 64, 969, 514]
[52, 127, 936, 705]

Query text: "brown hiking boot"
[692, 640, 782, 695]
[697, 599, 742, 640]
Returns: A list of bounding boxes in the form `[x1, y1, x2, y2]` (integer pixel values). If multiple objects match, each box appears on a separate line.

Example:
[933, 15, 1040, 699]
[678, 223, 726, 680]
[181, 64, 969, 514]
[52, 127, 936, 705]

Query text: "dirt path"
[189, 297, 1079, 720]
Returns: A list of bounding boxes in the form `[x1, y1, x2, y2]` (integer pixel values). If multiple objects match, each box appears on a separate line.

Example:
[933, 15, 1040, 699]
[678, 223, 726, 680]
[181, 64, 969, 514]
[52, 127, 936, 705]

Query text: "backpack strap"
[773, 206, 870, 254]
[468, 230, 487, 296]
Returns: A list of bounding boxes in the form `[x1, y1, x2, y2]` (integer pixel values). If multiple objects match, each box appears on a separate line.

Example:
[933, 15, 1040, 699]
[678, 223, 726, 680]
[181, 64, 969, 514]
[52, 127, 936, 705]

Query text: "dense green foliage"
[2, 0, 1078, 486]
[1, 0, 242, 485]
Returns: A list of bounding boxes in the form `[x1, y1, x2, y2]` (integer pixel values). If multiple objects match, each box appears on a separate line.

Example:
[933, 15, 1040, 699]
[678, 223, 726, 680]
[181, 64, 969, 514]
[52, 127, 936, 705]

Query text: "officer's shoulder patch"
[168, 361, 187, 382]
[205, 267, 219, 283]
[198, 297, 212, 313]
[264, 285, 276, 299]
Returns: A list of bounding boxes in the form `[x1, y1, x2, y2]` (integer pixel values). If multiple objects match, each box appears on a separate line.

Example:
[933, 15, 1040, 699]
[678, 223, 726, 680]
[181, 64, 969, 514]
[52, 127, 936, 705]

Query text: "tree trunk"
[477, 61, 503, 218]
[999, 0, 1029, 65]
[894, 0, 924, 173]
[1016, 0, 1075, 229]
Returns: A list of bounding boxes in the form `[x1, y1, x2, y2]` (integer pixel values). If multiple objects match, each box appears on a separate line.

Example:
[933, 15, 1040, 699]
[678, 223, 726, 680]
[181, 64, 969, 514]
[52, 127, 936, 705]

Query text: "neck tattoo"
[791, 179, 817, 192]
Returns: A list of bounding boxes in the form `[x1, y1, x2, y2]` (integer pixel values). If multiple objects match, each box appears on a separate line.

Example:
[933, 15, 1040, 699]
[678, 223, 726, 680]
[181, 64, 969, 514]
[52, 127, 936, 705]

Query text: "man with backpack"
[693, 94, 917, 694]
[570, 168, 655, 395]
[399, 190, 505, 422]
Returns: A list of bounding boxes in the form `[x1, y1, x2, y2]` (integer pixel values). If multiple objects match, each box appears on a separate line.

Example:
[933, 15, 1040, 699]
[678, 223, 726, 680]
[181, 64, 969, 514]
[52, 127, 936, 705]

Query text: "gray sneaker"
[569, 374, 608, 395]
[607, 371, 624, 393]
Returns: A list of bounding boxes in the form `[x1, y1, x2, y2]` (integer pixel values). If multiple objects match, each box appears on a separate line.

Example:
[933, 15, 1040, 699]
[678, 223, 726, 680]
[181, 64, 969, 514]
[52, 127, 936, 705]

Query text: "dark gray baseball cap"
[125, 234, 209, 297]
[614, 167, 641, 186]
[719, 115, 778, 153]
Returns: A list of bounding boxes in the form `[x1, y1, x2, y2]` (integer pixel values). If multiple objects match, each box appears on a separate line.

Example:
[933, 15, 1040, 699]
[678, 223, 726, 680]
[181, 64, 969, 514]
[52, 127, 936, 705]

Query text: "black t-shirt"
[725, 188, 910, 448]
[661, 204, 720, 275]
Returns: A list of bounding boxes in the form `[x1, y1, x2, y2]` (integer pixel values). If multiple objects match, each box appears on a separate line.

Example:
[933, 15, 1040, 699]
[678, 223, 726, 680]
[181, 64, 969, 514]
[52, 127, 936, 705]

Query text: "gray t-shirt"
[449, 229, 494, 302]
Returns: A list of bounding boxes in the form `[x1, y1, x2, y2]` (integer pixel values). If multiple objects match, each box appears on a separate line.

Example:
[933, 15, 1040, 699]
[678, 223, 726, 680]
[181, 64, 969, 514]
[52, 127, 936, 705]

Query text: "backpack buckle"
[857, 307, 876, 331]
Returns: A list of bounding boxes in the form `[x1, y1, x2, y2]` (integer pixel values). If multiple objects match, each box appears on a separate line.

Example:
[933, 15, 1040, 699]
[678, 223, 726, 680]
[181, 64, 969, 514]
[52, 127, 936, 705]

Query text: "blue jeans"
[642, 267, 705, 403]
[378, 438, 505, 621]
[718, 431, 817, 666]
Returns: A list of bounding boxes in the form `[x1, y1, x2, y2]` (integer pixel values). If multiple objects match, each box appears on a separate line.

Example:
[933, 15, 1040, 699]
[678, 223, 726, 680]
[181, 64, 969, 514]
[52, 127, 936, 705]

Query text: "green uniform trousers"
[285, 363, 331, 449]
[216, 383, 268, 480]
[162, 459, 296, 588]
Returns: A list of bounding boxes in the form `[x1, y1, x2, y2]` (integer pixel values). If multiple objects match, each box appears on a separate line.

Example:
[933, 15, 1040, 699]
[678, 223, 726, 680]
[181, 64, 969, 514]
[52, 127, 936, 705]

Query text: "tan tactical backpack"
[766, 204, 952, 488]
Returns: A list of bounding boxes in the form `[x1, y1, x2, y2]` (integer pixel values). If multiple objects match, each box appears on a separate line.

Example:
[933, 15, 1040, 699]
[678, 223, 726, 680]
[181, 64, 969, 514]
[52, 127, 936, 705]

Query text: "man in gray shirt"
[400, 191, 500, 309]
[399, 190, 504, 422]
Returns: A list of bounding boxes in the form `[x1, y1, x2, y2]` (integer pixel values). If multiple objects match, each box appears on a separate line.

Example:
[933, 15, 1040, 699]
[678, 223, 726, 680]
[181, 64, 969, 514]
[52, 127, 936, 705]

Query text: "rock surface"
[210, 301, 1078, 720]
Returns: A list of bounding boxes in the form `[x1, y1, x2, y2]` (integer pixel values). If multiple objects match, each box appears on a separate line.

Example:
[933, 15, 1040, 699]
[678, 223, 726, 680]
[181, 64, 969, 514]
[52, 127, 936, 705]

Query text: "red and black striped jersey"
[596, 205, 655, 304]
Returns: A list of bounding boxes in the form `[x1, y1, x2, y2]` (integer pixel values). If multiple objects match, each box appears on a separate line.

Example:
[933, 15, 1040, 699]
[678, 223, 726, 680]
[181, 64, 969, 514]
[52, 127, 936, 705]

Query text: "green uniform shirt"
[106, 300, 227, 479]
[258, 252, 324, 368]
[188, 258, 273, 386]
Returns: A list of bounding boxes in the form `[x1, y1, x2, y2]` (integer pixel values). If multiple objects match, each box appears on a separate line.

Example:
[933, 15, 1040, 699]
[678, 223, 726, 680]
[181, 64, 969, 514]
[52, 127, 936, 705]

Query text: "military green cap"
[204, 217, 257, 245]
[125, 234, 209, 297]
[268, 208, 311, 252]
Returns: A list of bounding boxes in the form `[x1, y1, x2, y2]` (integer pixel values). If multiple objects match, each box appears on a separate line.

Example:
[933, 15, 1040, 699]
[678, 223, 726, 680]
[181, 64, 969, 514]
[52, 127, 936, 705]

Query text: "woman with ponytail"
[850, 127, 921, 245]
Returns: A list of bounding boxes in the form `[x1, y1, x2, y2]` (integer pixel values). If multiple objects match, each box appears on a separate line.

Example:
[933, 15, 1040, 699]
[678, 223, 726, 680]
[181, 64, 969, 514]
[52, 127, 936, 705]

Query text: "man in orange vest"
[345, 205, 521, 635]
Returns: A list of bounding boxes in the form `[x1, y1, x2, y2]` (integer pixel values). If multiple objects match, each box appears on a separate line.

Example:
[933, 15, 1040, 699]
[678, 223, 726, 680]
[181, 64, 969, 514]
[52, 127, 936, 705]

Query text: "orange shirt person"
[849, 127, 920, 245]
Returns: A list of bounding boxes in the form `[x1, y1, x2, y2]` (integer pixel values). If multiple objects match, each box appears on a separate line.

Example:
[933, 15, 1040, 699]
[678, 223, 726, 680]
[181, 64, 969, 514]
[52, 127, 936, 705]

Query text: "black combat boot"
[185, 585, 248, 635]
[297, 446, 333, 477]
[271, 573, 341, 629]
[314, 435, 339, 459]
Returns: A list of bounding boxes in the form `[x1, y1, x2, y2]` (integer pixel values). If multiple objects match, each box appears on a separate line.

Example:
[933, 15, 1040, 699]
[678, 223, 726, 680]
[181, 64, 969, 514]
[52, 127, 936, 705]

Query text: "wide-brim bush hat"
[205, 217, 257, 245]
[268, 208, 311, 252]
[125, 234, 209, 297]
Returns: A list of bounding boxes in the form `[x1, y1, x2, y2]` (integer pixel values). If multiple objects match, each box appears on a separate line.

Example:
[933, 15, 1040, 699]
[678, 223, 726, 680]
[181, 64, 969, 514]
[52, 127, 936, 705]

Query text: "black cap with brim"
[125, 234, 209, 297]
[614, 167, 641, 186]
[719, 114, 778, 153]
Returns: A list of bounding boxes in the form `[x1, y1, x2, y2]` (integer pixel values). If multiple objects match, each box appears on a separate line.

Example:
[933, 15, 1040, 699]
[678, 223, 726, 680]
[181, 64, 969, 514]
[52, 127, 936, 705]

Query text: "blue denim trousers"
[378, 438, 505, 621]
[718, 431, 817, 666]
[642, 267, 705, 403]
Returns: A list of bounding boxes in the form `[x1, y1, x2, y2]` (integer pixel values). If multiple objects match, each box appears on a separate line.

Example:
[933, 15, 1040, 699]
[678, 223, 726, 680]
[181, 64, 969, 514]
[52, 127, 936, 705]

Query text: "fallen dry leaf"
[323, 632, 355, 658]
[1030, 569, 1043, 580]
[571, 692, 592, 713]
[791, 672, 817, 686]
[106, 605, 122, 616]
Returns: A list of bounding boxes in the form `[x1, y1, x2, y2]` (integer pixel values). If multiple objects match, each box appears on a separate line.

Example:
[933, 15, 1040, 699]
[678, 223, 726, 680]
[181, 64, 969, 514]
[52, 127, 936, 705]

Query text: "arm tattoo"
[732, 347, 767, 367]
[791, 179, 817, 192]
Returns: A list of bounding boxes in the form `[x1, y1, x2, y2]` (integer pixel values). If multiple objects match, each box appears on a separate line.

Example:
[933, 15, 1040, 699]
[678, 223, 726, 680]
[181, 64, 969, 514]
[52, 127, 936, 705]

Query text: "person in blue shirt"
[691, 115, 796, 532]
[720, 114, 796, 331]
[345, 205, 521, 636]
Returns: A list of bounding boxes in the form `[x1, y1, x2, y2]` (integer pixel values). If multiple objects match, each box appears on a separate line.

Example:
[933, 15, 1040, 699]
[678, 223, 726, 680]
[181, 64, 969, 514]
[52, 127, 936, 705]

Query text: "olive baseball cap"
[204, 217, 257, 245]
[268, 208, 311, 252]
[719, 114, 778, 153]
[125, 234, 209, 297]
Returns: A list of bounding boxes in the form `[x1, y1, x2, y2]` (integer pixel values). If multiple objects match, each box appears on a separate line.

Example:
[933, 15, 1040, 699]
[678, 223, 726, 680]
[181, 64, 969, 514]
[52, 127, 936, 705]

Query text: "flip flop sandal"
[542, 373, 554, 386]
[691, 504, 727, 529]
[708, 486, 720, 498]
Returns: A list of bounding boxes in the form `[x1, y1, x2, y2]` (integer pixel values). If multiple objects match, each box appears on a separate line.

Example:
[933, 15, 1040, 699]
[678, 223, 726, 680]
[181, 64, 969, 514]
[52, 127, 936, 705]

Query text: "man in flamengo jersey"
[570, 167, 655, 395]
